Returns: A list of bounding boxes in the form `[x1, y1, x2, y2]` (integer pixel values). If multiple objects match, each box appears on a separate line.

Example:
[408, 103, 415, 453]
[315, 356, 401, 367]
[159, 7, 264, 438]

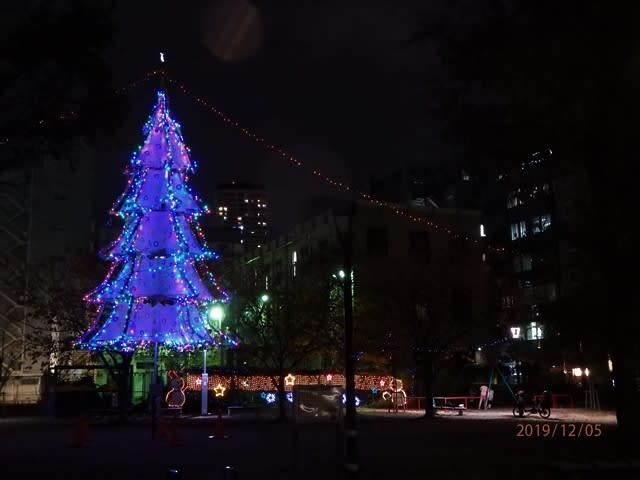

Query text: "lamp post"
[203, 304, 225, 415]
[333, 204, 358, 479]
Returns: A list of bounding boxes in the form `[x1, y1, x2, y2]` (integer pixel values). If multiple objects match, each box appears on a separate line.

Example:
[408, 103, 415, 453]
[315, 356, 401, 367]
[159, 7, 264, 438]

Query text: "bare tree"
[355, 259, 489, 417]
[230, 262, 341, 420]
[1, 252, 136, 418]
[0, 1, 126, 173]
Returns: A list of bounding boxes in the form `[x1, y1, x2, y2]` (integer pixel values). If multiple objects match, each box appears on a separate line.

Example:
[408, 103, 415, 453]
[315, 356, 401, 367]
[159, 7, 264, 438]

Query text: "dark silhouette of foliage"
[411, 0, 640, 440]
[0, 0, 127, 172]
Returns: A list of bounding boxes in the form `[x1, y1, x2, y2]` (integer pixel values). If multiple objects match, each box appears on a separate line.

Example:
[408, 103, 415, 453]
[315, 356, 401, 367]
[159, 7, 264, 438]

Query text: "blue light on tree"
[77, 91, 237, 352]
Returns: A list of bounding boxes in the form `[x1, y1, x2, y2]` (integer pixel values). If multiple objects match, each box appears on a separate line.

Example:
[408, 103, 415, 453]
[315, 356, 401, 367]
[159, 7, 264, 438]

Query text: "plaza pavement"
[0, 407, 636, 480]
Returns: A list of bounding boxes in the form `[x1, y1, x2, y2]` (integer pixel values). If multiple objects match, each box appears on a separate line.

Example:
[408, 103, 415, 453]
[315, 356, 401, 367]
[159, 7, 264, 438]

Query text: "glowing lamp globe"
[208, 304, 225, 328]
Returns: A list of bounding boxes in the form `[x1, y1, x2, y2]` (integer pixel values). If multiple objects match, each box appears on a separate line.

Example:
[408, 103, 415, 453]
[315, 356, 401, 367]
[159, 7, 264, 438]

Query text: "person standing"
[478, 385, 489, 409]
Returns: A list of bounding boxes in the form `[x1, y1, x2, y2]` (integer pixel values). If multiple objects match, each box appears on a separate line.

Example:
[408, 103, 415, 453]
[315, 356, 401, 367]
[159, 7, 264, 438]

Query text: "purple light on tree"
[78, 90, 236, 353]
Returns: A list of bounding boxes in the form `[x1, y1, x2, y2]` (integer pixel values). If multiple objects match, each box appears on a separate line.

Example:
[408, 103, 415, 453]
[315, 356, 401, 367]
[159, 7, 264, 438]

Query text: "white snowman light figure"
[382, 378, 406, 413]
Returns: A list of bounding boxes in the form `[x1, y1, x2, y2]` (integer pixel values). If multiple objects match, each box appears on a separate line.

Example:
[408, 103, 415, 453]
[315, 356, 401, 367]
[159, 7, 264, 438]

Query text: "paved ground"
[0, 408, 637, 480]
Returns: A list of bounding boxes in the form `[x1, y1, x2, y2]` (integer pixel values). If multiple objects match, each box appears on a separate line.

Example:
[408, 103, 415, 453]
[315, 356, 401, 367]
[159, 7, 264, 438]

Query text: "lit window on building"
[502, 296, 514, 308]
[510, 221, 527, 241]
[531, 215, 551, 234]
[530, 304, 541, 320]
[507, 190, 523, 209]
[526, 322, 543, 340]
[510, 327, 521, 339]
[530, 185, 538, 198]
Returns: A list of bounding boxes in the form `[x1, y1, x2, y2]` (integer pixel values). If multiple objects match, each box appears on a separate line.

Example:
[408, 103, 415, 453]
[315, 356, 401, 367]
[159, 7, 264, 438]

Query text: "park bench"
[435, 405, 466, 415]
[432, 396, 474, 415]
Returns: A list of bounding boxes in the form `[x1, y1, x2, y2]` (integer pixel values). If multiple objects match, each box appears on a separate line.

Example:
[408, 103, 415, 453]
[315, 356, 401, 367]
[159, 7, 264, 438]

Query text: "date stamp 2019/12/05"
[516, 423, 602, 438]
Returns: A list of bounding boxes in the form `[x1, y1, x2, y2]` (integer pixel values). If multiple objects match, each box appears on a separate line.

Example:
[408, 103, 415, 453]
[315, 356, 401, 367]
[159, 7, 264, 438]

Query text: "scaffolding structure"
[0, 168, 37, 403]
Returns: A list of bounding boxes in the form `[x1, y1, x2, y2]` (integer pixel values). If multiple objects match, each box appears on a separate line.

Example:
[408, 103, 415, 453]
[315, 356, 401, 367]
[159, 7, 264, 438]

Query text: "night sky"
[94, 0, 445, 234]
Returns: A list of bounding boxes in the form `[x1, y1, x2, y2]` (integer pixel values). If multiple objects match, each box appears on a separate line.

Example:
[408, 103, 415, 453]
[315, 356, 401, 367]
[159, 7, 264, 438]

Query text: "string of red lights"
[164, 75, 512, 253]
[7, 68, 523, 256]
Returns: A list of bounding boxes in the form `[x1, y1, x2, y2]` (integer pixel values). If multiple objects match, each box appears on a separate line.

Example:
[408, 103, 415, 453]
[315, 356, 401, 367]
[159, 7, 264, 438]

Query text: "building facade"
[215, 182, 269, 252]
[236, 200, 489, 377]
[485, 149, 596, 387]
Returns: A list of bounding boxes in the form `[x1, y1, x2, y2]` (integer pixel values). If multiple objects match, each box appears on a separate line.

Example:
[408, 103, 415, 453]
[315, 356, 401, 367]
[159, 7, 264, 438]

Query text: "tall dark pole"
[343, 210, 358, 478]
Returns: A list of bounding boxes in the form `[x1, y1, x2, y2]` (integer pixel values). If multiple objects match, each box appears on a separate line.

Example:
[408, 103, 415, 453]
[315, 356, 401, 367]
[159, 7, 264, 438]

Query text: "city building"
[236, 200, 489, 378]
[214, 182, 269, 251]
[369, 164, 483, 210]
[484, 148, 594, 386]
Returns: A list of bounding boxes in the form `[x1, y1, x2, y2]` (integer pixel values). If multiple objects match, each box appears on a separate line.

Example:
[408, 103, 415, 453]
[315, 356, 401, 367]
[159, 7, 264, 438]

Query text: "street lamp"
[260, 293, 270, 303]
[332, 205, 358, 479]
[208, 304, 225, 330]
[202, 303, 226, 415]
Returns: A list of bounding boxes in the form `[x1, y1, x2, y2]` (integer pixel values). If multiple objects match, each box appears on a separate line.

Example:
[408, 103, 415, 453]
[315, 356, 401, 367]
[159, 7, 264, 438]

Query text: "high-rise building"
[215, 182, 269, 251]
[484, 148, 593, 386]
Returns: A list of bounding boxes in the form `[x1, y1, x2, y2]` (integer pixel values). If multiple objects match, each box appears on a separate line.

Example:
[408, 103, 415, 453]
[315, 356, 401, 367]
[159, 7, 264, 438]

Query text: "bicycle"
[512, 390, 551, 419]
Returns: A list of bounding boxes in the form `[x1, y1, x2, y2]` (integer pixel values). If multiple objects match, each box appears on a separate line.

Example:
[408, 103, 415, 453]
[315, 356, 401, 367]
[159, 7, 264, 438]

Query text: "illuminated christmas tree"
[78, 90, 236, 352]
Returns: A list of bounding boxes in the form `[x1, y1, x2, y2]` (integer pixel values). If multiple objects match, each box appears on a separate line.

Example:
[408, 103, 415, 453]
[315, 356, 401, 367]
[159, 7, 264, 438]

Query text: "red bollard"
[158, 414, 168, 438]
[208, 410, 229, 439]
[168, 421, 182, 447]
[70, 413, 90, 448]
